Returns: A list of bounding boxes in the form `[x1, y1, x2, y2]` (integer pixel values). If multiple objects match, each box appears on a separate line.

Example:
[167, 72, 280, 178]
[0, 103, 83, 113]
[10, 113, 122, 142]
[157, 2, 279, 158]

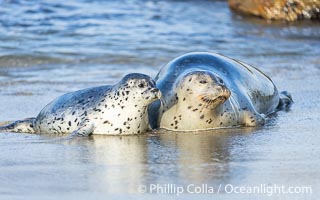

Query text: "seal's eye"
[217, 78, 224, 85]
[138, 83, 145, 88]
[199, 80, 207, 84]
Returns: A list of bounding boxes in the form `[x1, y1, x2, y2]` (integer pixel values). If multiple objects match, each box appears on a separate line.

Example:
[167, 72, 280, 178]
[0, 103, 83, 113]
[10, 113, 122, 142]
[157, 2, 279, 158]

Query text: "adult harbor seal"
[149, 52, 293, 131]
[0, 73, 161, 136]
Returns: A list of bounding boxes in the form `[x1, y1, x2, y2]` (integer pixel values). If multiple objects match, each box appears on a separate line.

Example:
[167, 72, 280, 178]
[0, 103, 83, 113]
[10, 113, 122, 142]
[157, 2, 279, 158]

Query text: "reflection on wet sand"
[61, 135, 149, 194]
[91, 135, 149, 193]
[54, 127, 259, 194]
[156, 128, 259, 185]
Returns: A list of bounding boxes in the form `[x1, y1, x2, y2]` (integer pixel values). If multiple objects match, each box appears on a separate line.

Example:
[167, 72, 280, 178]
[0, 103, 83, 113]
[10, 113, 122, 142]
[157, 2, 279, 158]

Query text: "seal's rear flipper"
[277, 91, 293, 111]
[0, 118, 36, 133]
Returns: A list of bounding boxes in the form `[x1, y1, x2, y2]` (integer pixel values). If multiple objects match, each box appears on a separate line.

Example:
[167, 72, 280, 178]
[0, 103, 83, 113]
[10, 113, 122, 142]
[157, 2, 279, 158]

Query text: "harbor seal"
[0, 73, 161, 136]
[149, 52, 293, 131]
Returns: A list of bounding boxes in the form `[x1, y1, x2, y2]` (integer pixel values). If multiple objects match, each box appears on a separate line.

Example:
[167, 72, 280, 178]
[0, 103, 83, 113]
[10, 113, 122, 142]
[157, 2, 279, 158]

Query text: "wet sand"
[1, 46, 319, 200]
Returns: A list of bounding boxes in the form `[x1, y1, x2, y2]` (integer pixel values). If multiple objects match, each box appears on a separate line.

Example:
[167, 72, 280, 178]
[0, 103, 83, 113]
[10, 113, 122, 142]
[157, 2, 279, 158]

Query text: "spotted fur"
[149, 52, 292, 131]
[0, 73, 161, 136]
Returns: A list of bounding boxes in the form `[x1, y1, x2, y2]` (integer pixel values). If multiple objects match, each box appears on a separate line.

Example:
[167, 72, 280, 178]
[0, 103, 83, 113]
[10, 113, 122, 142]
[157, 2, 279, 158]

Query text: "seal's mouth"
[199, 88, 231, 106]
[151, 88, 162, 99]
[200, 96, 227, 105]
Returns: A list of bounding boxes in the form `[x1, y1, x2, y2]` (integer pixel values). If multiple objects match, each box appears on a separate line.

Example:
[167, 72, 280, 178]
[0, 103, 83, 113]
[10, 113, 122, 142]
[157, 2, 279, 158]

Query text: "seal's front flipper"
[241, 111, 266, 127]
[0, 118, 35, 133]
[68, 121, 95, 138]
[277, 91, 293, 111]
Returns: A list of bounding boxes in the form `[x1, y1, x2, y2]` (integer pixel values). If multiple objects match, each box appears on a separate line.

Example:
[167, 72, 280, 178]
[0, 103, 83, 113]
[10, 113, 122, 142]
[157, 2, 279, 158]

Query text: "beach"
[0, 0, 319, 199]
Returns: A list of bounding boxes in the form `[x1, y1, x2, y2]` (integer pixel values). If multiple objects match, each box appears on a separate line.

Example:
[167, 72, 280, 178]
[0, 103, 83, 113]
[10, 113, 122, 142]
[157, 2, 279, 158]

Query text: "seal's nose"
[222, 86, 231, 98]
[215, 85, 230, 99]
[150, 88, 161, 99]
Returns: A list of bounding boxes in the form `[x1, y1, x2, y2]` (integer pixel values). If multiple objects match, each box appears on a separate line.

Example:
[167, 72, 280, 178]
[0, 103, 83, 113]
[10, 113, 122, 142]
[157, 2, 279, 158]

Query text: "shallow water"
[0, 0, 319, 199]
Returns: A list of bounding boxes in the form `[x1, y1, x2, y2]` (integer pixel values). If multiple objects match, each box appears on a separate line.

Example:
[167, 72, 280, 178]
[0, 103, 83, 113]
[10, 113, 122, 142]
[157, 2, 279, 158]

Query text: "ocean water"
[0, 0, 319, 199]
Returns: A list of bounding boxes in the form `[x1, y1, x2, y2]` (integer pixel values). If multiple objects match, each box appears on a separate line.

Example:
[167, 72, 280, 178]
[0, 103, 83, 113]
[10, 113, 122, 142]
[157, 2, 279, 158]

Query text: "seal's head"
[175, 71, 230, 108]
[118, 73, 161, 103]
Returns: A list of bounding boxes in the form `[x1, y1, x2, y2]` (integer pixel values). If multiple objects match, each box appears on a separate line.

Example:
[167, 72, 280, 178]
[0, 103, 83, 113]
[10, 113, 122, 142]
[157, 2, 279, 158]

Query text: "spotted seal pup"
[0, 73, 161, 136]
[149, 52, 293, 131]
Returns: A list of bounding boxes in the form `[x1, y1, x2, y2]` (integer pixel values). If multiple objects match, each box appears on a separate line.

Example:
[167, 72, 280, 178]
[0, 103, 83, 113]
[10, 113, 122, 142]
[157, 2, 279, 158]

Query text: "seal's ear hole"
[199, 80, 207, 84]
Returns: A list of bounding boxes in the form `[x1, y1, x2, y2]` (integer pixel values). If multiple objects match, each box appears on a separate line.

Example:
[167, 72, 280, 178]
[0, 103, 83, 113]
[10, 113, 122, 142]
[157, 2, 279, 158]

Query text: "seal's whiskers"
[229, 92, 240, 121]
